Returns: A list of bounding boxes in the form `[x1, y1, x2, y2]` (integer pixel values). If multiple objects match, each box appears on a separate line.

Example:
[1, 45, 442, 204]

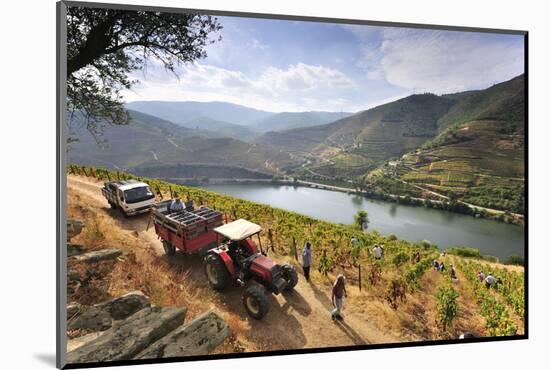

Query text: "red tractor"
[204, 219, 298, 319]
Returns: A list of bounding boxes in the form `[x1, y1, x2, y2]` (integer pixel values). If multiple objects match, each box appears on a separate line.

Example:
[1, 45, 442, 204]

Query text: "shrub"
[392, 251, 409, 268]
[446, 246, 481, 258]
[436, 286, 459, 331]
[505, 255, 525, 266]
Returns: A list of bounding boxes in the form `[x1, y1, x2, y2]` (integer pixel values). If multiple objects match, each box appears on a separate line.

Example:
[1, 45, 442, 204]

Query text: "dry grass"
[67, 186, 251, 353]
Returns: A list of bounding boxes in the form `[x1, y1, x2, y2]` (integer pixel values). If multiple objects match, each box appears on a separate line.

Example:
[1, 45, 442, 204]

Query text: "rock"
[67, 270, 82, 295]
[68, 291, 150, 332]
[67, 270, 81, 282]
[68, 306, 113, 332]
[67, 332, 105, 353]
[95, 291, 151, 320]
[67, 303, 82, 320]
[67, 219, 85, 241]
[68, 244, 86, 257]
[136, 311, 230, 359]
[73, 248, 122, 264]
[66, 307, 187, 364]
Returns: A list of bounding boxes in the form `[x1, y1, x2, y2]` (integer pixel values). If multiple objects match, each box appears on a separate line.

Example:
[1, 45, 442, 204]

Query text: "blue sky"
[123, 16, 525, 113]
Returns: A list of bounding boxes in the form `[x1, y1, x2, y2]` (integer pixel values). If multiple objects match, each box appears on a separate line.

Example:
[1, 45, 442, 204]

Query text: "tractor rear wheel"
[242, 286, 270, 319]
[281, 264, 299, 291]
[204, 254, 231, 290]
[162, 240, 176, 256]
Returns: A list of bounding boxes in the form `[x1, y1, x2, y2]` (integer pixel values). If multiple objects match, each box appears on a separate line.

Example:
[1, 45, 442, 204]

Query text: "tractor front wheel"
[162, 240, 176, 256]
[243, 286, 270, 319]
[204, 254, 231, 290]
[281, 264, 299, 291]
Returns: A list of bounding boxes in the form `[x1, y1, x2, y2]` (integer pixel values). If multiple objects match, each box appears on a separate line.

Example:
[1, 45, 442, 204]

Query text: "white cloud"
[124, 62, 357, 112]
[257, 63, 356, 92]
[377, 29, 524, 93]
[250, 39, 268, 50]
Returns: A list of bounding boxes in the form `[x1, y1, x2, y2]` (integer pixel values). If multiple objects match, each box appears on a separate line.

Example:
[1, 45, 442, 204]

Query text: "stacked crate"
[152, 202, 223, 241]
[166, 211, 205, 240]
[192, 207, 224, 232]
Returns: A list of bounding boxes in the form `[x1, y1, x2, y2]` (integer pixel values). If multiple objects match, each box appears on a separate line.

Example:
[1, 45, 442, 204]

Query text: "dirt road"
[67, 175, 404, 351]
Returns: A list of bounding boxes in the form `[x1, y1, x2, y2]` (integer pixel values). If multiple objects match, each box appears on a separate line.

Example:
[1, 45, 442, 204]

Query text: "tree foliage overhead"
[66, 6, 222, 142]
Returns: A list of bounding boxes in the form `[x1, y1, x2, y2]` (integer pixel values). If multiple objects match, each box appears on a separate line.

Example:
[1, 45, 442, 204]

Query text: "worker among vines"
[373, 244, 384, 260]
[485, 272, 497, 288]
[450, 264, 457, 280]
[302, 241, 312, 281]
[331, 274, 347, 320]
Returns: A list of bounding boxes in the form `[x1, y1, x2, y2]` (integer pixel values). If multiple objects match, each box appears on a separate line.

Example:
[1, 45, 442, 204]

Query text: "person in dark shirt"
[302, 241, 312, 281]
[331, 274, 347, 320]
[450, 264, 457, 280]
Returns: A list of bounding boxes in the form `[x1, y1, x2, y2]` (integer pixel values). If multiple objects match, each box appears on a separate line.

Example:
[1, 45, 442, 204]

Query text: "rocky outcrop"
[73, 248, 122, 264]
[68, 291, 151, 332]
[66, 294, 230, 363]
[67, 307, 187, 364]
[136, 311, 230, 359]
[67, 219, 85, 241]
[67, 303, 82, 320]
[95, 291, 150, 320]
[68, 306, 114, 332]
[67, 244, 86, 257]
[67, 332, 105, 353]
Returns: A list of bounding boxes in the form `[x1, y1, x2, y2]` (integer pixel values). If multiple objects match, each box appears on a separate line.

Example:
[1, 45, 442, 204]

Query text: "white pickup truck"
[101, 179, 156, 216]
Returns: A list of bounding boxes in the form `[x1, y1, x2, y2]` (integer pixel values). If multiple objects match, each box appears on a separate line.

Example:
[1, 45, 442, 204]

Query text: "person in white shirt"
[373, 244, 383, 259]
[485, 273, 497, 288]
[169, 197, 185, 213]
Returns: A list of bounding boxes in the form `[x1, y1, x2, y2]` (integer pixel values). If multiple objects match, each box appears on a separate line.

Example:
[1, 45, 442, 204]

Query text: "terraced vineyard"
[67, 164, 525, 339]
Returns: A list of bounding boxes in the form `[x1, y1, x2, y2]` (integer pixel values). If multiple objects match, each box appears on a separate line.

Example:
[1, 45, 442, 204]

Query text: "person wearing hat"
[331, 274, 347, 320]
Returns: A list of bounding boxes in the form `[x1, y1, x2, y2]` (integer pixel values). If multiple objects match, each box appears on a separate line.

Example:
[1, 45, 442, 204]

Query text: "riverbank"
[293, 179, 523, 225]
[172, 175, 523, 226]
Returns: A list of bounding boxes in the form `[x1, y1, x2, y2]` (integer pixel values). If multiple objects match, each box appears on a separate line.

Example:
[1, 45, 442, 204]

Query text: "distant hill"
[251, 111, 353, 132]
[125, 101, 272, 126]
[125, 101, 351, 137]
[389, 75, 525, 213]
[68, 109, 298, 177]
[73, 75, 525, 212]
[255, 93, 456, 175]
[258, 74, 524, 177]
[180, 116, 259, 141]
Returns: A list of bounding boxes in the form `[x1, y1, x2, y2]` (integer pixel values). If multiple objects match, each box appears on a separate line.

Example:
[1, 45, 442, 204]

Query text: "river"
[200, 183, 525, 261]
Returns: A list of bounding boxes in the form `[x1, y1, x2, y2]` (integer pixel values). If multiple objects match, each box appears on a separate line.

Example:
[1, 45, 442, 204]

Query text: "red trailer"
[151, 200, 224, 256]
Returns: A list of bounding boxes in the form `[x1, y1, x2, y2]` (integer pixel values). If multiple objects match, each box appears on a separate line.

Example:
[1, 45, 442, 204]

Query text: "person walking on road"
[331, 274, 347, 320]
[302, 241, 312, 281]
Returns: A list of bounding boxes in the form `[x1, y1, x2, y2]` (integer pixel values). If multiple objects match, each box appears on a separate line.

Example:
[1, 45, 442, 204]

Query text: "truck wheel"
[162, 240, 176, 256]
[243, 286, 270, 320]
[281, 264, 299, 291]
[204, 254, 231, 290]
